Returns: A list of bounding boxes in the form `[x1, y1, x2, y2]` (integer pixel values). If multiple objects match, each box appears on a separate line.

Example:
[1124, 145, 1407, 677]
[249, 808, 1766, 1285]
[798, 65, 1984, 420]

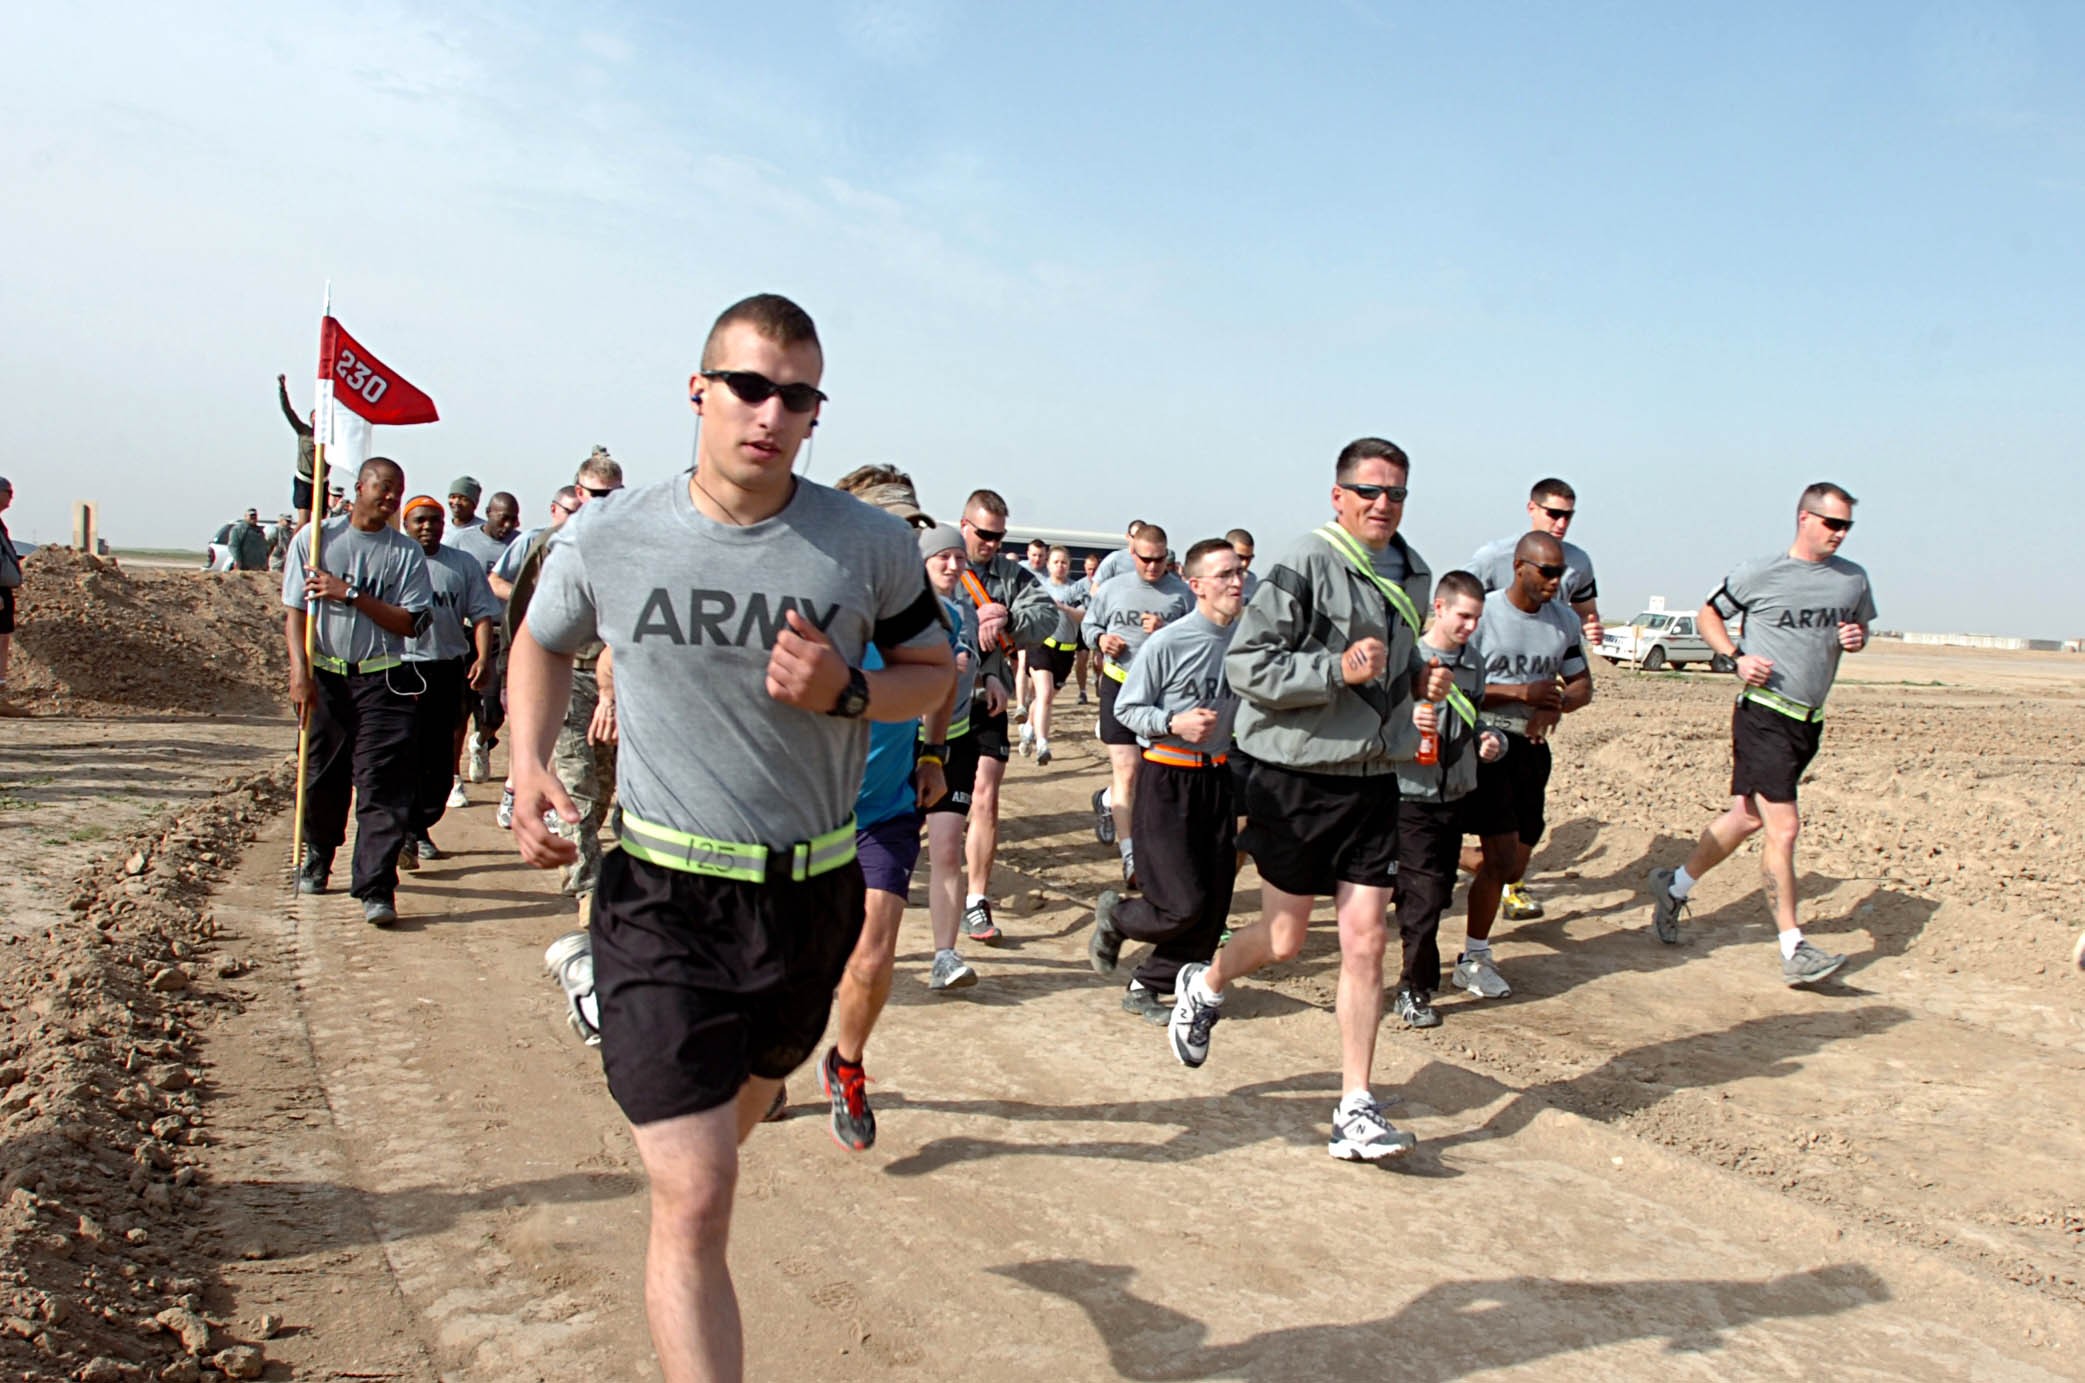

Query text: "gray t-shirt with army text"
[279, 517, 434, 667]
[1708, 552, 1876, 709]
[525, 473, 944, 847]
[1082, 573, 1193, 676]
[1476, 590, 1588, 733]
[1468, 535, 1598, 612]
[406, 544, 502, 662]
[1114, 611, 1240, 758]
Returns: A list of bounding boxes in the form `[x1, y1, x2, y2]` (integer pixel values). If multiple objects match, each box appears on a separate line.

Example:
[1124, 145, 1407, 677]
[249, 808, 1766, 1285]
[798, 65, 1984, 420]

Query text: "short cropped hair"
[576, 445, 623, 487]
[965, 488, 1009, 519]
[1530, 477, 1575, 504]
[700, 293, 820, 370]
[1133, 522, 1169, 551]
[1048, 545, 1071, 561]
[1183, 538, 1236, 578]
[1335, 437, 1410, 483]
[1224, 527, 1255, 549]
[1126, 519, 1146, 536]
[1800, 482, 1858, 509]
[359, 456, 403, 485]
[1435, 570, 1486, 607]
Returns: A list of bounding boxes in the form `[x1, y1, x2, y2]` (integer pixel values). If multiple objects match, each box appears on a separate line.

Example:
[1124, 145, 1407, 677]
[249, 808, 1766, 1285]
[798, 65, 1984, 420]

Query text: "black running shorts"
[1238, 762, 1400, 896]
[1097, 675, 1139, 748]
[0, 586, 14, 636]
[972, 707, 1012, 763]
[1729, 698, 1822, 804]
[1041, 644, 1076, 683]
[1460, 732, 1552, 847]
[922, 729, 980, 818]
[590, 849, 865, 1126]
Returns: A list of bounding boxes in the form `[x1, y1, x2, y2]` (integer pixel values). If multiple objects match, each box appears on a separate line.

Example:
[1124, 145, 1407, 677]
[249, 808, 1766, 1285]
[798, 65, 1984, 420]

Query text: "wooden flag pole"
[289, 284, 332, 886]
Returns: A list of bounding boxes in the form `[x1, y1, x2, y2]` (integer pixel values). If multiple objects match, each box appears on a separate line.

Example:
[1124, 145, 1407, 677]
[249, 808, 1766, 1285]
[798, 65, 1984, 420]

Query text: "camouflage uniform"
[552, 646, 617, 898]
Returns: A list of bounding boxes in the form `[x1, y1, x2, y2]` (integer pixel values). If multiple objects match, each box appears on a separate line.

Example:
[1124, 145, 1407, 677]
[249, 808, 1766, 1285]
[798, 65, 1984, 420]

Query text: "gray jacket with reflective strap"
[1226, 528, 1432, 777]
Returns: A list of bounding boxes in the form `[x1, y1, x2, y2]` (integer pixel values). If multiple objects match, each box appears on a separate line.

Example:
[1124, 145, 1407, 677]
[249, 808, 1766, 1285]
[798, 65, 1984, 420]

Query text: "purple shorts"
[856, 811, 923, 897]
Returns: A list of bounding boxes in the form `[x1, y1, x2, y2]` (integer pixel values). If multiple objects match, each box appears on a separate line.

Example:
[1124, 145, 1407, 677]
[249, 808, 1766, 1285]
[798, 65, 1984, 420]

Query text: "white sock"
[1671, 865, 1697, 898]
[1118, 837, 1134, 863]
[1465, 938, 1493, 957]
[936, 947, 959, 963]
[1100, 784, 1112, 811]
[1779, 928, 1803, 960]
[1190, 969, 1223, 1004]
[1339, 1088, 1374, 1112]
[965, 892, 986, 910]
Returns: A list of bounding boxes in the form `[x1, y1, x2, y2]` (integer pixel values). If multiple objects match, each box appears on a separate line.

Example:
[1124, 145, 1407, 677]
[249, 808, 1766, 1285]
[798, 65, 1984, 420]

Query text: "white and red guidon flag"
[314, 316, 439, 480]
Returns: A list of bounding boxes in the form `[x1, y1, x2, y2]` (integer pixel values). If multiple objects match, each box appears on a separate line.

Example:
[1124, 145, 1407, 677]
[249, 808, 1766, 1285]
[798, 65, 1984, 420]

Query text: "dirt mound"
[6, 551, 287, 718]
[0, 758, 294, 1382]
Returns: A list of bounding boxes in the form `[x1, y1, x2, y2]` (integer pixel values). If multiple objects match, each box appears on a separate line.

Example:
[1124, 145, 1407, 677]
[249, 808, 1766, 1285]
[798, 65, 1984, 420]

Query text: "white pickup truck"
[1599, 610, 1736, 672]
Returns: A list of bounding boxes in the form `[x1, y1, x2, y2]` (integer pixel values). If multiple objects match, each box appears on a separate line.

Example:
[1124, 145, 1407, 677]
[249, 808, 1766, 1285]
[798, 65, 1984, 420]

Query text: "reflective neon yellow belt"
[1739, 686, 1824, 724]
[1044, 636, 1078, 651]
[1103, 658, 1128, 684]
[618, 813, 858, 883]
[312, 653, 402, 676]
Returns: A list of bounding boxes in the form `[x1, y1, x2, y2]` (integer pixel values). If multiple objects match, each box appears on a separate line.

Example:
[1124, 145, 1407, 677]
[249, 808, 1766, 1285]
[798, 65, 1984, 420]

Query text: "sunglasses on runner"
[964, 521, 1006, 543]
[1804, 511, 1854, 533]
[1519, 560, 1567, 580]
[1132, 551, 1169, 566]
[578, 483, 621, 499]
[1540, 504, 1575, 521]
[1340, 483, 1408, 503]
[699, 369, 828, 414]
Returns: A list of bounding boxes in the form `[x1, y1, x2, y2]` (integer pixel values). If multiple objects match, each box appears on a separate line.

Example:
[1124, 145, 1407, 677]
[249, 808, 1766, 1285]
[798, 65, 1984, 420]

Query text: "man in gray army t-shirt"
[282, 457, 435, 924]
[1646, 482, 1877, 986]
[503, 294, 953, 1382]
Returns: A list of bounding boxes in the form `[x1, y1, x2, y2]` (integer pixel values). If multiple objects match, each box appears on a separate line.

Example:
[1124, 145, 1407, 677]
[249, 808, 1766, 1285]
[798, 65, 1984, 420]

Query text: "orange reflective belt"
[1143, 745, 1229, 769]
[960, 569, 1012, 653]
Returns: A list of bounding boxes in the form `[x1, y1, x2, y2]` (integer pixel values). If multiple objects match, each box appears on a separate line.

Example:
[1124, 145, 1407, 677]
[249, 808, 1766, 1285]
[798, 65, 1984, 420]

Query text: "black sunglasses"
[1540, 504, 1575, 521]
[1132, 551, 1169, 565]
[1520, 560, 1567, 579]
[579, 483, 621, 499]
[1340, 483, 1408, 503]
[965, 521, 1006, 543]
[1804, 511, 1854, 533]
[700, 369, 827, 414]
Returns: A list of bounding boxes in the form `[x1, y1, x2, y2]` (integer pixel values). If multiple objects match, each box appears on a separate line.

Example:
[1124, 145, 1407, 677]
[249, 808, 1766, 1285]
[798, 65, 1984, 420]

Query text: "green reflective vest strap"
[1739, 686, 1824, 724]
[1313, 524, 1423, 637]
[312, 652, 402, 676]
[1442, 684, 1480, 729]
[617, 812, 859, 883]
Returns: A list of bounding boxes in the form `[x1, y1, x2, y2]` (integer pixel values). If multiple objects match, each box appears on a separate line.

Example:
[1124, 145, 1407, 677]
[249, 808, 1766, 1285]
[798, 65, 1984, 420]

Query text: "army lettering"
[631, 589, 842, 646]
[1773, 607, 1859, 629]
[1485, 651, 1571, 681]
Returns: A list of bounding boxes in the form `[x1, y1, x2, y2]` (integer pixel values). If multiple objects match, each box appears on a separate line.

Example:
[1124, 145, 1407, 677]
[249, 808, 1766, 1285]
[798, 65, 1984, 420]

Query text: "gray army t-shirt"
[1038, 575, 1086, 645]
[1468, 535, 1597, 612]
[1708, 552, 1876, 709]
[1082, 573, 1192, 674]
[1476, 590, 1588, 733]
[406, 544, 502, 662]
[447, 524, 512, 577]
[280, 517, 433, 666]
[1113, 610, 1240, 757]
[526, 473, 943, 847]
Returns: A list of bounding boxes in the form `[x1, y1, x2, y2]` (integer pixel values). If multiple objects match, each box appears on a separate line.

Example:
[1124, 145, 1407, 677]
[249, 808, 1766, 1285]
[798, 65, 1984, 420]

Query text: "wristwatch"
[918, 741, 949, 766]
[340, 583, 361, 604]
[828, 666, 870, 719]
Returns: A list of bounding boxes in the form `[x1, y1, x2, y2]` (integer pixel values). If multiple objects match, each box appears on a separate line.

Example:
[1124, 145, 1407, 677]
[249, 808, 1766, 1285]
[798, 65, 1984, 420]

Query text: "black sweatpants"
[1111, 760, 1236, 993]
[304, 667, 417, 900]
[408, 657, 469, 837]
[1393, 796, 1462, 996]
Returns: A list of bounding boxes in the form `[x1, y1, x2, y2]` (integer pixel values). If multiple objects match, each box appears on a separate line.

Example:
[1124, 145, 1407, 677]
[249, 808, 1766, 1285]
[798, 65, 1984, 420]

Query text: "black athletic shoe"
[963, 898, 1000, 944]
[395, 840, 419, 872]
[819, 1047, 876, 1152]
[1393, 984, 1441, 1029]
[413, 833, 445, 862]
[296, 847, 331, 895]
[362, 895, 399, 927]
[1091, 787, 1115, 846]
[1090, 891, 1124, 974]
[1121, 980, 1171, 1024]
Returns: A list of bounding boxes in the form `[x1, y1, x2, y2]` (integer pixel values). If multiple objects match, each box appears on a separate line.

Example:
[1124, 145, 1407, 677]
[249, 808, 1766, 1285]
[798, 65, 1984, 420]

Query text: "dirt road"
[3, 642, 2080, 1379]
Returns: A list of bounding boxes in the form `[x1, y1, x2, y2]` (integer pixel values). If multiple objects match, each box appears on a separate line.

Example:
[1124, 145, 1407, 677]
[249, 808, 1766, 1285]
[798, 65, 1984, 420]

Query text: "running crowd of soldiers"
[274, 293, 1884, 1383]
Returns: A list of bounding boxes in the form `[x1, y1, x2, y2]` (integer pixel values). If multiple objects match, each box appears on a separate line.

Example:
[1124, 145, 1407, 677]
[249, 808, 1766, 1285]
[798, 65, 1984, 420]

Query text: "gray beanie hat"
[918, 523, 965, 559]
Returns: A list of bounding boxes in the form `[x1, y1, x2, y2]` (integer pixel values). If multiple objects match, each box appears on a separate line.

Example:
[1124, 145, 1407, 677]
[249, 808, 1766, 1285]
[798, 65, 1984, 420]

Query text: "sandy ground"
[2, 641, 2081, 1380]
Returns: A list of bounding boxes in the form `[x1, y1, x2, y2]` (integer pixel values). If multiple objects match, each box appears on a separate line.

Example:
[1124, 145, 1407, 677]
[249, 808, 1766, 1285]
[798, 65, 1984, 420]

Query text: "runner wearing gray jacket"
[1167, 437, 1452, 1165]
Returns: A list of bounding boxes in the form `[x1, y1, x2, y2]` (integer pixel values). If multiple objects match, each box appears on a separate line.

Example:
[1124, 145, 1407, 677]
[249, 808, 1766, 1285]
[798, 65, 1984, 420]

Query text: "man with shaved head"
[282, 456, 435, 926]
[1451, 530, 1593, 1000]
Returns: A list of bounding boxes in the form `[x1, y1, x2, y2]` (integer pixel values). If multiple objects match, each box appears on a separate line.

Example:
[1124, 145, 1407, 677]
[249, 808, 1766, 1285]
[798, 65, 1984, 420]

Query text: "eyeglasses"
[1340, 483, 1408, 504]
[1540, 505, 1575, 521]
[579, 484, 622, 499]
[965, 521, 1006, 543]
[1804, 511, 1854, 533]
[699, 369, 827, 414]
[1199, 567, 1245, 584]
[1520, 561, 1567, 579]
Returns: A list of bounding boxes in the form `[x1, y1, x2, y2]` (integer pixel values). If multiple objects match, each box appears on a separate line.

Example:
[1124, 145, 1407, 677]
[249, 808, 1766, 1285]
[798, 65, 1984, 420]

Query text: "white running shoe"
[928, 949, 978, 991]
[445, 777, 470, 809]
[1018, 722, 1035, 756]
[1168, 962, 1223, 1068]
[465, 734, 491, 784]
[496, 786, 515, 830]
[1035, 739, 1052, 766]
[544, 931, 601, 1046]
[1451, 950, 1512, 999]
[1328, 1095, 1417, 1162]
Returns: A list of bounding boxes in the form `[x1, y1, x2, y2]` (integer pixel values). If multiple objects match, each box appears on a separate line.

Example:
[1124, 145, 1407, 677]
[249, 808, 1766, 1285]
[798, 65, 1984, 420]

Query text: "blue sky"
[2, 1, 2078, 635]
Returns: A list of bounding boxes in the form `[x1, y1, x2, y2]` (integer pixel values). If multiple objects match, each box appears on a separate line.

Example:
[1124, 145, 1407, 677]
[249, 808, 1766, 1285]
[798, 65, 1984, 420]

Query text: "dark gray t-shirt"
[526, 473, 943, 846]
[1114, 611, 1239, 756]
[1468, 535, 1597, 612]
[447, 525, 512, 577]
[1708, 552, 1876, 709]
[407, 544, 502, 662]
[279, 517, 433, 666]
[1476, 590, 1588, 733]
